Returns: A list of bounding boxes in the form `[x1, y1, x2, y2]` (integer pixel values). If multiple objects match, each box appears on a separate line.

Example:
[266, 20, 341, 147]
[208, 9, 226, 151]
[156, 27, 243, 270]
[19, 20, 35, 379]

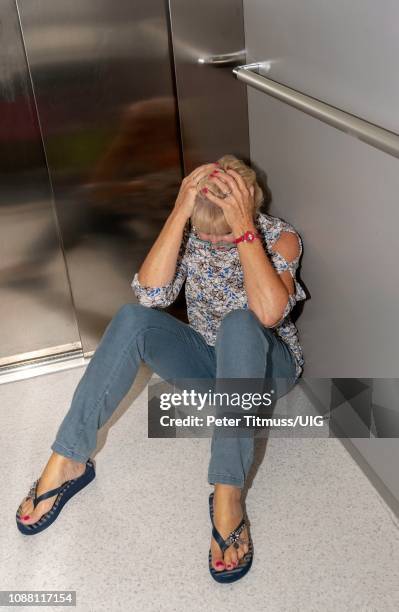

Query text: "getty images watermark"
[148, 377, 399, 439]
[148, 377, 328, 439]
[158, 386, 323, 427]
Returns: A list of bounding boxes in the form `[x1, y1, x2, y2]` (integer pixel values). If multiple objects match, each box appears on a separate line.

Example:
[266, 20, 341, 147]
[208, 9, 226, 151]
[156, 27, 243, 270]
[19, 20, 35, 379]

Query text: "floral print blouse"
[131, 212, 306, 379]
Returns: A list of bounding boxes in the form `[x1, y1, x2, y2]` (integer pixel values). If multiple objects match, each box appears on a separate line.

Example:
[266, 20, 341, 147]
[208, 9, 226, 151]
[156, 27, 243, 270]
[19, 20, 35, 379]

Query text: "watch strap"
[233, 230, 261, 244]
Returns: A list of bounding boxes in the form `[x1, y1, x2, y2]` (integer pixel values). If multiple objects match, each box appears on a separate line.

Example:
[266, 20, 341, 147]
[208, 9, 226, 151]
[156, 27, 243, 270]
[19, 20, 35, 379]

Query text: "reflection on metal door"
[16, 0, 183, 356]
[1, 0, 250, 370]
[0, 0, 81, 368]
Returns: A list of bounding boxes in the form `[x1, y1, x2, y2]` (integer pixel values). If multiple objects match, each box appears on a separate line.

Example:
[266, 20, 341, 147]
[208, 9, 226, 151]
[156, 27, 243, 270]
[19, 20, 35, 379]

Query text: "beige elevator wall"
[242, 0, 399, 378]
[242, 0, 399, 511]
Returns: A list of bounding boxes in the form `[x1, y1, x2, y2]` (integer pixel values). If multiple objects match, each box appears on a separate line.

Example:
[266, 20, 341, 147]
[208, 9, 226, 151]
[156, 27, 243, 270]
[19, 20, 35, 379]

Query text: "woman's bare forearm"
[237, 237, 289, 325]
[136, 208, 189, 287]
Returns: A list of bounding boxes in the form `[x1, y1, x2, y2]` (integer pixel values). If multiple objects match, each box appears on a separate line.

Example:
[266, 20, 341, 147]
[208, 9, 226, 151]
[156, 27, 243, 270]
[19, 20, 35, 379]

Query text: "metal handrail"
[233, 64, 399, 159]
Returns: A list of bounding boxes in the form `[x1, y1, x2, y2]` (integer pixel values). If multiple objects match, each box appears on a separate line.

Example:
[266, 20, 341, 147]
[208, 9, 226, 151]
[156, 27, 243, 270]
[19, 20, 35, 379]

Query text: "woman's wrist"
[164, 205, 191, 241]
[231, 218, 257, 238]
[170, 205, 191, 226]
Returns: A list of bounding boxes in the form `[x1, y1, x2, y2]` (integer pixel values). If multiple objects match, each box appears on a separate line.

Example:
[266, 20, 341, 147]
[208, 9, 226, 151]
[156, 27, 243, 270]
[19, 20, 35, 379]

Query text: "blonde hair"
[191, 154, 264, 235]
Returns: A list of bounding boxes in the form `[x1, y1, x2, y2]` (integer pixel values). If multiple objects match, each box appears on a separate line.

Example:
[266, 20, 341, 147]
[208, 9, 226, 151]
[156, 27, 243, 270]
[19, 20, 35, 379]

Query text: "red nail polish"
[202, 188, 208, 193]
[21, 515, 30, 520]
[215, 561, 225, 567]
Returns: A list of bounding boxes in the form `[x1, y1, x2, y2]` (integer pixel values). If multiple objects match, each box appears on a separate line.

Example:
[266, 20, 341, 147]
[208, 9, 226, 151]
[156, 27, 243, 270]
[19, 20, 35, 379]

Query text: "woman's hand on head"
[173, 162, 219, 220]
[202, 168, 256, 235]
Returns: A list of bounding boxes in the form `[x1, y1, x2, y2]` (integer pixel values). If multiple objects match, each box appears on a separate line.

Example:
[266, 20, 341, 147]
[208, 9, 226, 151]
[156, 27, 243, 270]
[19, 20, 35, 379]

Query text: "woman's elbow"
[260, 313, 282, 328]
[260, 297, 291, 328]
[248, 307, 280, 328]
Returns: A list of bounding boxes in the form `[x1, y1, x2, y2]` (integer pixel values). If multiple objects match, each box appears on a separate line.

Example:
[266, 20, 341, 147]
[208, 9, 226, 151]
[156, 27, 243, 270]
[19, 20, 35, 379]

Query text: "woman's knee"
[216, 308, 265, 342]
[109, 303, 160, 356]
[115, 302, 152, 322]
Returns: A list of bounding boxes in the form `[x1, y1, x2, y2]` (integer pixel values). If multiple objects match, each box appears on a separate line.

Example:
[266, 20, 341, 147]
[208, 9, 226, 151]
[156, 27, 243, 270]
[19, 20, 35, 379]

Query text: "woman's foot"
[210, 484, 250, 572]
[16, 452, 87, 526]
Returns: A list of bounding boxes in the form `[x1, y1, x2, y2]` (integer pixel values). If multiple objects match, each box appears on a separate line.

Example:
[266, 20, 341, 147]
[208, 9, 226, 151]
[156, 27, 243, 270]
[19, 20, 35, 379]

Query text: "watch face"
[247, 232, 254, 241]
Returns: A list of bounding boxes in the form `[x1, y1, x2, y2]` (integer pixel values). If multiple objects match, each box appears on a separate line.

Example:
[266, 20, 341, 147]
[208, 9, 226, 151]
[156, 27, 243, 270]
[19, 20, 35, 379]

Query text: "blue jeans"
[51, 304, 298, 488]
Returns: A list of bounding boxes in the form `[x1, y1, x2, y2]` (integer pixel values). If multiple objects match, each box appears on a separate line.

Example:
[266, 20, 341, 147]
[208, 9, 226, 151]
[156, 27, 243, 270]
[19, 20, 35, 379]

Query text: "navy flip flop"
[208, 491, 254, 583]
[16, 458, 95, 535]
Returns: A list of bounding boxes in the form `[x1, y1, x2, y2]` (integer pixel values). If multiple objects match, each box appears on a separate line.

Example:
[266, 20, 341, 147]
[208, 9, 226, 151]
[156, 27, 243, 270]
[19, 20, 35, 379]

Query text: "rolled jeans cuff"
[207, 472, 244, 488]
[51, 440, 89, 464]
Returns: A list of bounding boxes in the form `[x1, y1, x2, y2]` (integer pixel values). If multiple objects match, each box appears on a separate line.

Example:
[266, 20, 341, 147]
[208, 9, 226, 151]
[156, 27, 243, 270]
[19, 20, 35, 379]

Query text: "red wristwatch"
[233, 229, 261, 244]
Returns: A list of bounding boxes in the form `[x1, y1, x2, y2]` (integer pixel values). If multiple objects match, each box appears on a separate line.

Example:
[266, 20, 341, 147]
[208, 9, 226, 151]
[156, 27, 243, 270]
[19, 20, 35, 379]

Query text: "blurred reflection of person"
[3, 96, 181, 287]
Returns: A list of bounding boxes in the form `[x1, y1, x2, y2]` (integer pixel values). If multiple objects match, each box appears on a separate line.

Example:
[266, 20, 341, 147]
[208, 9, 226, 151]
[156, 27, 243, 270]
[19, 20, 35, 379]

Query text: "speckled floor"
[1, 364, 399, 612]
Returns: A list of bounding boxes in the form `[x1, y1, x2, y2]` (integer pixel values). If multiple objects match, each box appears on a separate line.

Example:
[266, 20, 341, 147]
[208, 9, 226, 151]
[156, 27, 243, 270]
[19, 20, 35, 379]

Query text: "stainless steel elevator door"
[2, 0, 250, 367]
[0, 0, 81, 367]
[169, 0, 250, 172]
[15, 0, 183, 357]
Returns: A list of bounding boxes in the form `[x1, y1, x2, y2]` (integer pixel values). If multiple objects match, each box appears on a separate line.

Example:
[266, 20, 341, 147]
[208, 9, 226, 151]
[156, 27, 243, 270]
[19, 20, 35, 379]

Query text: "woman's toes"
[18, 504, 42, 524]
[18, 496, 55, 525]
[17, 498, 33, 519]
[18, 511, 35, 524]
[224, 549, 238, 570]
[213, 557, 226, 572]
[211, 541, 226, 571]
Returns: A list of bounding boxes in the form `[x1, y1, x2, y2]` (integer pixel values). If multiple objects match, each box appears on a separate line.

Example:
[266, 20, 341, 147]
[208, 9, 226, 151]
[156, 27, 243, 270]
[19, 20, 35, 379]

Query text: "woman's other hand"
[173, 163, 219, 220]
[203, 168, 256, 235]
